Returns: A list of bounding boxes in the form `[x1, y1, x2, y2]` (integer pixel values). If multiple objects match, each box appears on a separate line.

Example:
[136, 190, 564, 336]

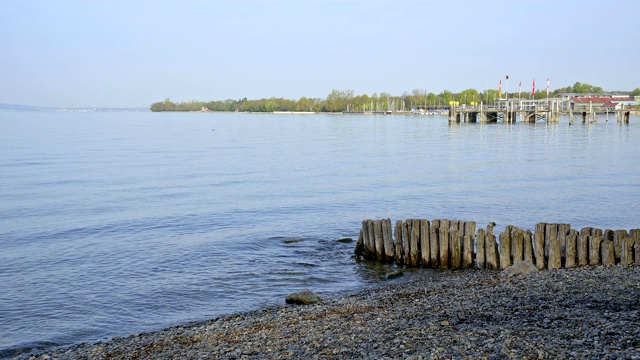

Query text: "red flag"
[532, 79, 536, 97]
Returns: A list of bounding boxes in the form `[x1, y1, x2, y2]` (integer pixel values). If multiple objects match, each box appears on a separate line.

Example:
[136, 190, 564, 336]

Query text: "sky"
[1, 0, 639, 108]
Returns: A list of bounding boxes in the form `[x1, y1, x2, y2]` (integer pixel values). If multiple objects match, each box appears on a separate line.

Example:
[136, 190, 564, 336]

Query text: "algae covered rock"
[285, 290, 323, 305]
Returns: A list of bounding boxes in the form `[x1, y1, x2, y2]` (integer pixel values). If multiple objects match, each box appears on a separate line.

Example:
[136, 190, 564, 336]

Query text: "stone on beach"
[285, 290, 323, 305]
[499, 260, 539, 278]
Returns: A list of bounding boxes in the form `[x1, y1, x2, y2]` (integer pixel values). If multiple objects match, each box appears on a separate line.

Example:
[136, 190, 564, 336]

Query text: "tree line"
[150, 82, 640, 112]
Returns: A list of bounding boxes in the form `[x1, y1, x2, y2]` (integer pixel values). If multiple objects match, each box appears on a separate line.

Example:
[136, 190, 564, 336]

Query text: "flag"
[532, 79, 536, 97]
[547, 78, 550, 97]
[506, 75, 509, 80]
[519, 80, 522, 98]
[499, 80, 502, 98]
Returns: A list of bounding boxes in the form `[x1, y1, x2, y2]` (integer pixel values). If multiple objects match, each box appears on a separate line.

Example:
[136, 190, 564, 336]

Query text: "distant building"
[561, 94, 636, 111]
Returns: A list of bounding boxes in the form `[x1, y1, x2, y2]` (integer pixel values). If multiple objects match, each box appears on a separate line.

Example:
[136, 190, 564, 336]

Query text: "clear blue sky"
[2, 0, 638, 108]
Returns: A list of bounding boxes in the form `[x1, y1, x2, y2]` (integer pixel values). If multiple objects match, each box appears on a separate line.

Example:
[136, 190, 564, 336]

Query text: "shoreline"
[17, 265, 640, 359]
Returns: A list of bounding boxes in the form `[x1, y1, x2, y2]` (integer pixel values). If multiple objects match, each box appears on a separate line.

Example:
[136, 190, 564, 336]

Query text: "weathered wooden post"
[373, 220, 384, 261]
[589, 236, 602, 265]
[382, 218, 395, 262]
[511, 227, 524, 263]
[367, 220, 378, 259]
[545, 224, 558, 256]
[402, 221, 411, 265]
[355, 228, 364, 256]
[499, 231, 512, 270]
[419, 219, 430, 267]
[429, 220, 439, 269]
[565, 230, 577, 268]
[394, 220, 404, 264]
[613, 230, 628, 261]
[557, 224, 570, 259]
[476, 229, 486, 269]
[523, 230, 534, 263]
[486, 233, 499, 270]
[450, 229, 462, 270]
[577, 234, 589, 266]
[548, 237, 562, 269]
[362, 220, 373, 259]
[463, 234, 474, 269]
[439, 223, 450, 270]
[621, 237, 636, 266]
[464, 221, 477, 242]
[533, 232, 545, 270]
[601, 240, 615, 266]
[635, 242, 640, 266]
[409, 219, 420, 267]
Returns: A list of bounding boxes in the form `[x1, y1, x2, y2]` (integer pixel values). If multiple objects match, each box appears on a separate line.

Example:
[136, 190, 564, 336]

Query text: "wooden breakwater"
[354, 219, 640, 270]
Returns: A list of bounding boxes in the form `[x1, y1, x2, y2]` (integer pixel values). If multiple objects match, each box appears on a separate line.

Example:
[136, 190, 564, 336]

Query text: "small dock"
[449, 98, 633, 124]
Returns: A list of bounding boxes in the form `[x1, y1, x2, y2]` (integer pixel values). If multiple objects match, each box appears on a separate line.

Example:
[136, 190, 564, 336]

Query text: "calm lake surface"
[1, 111, 639, 357]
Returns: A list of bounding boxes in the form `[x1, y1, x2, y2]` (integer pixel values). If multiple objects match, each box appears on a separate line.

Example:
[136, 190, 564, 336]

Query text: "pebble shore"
[21, 265, 640, 360]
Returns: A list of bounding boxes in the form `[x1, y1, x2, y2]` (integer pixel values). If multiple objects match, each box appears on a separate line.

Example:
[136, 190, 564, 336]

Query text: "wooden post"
[499, 231, 512, 270]
[534, 232, 545, 270]
[463, 234, 474, 269]
[439, 225, 450, 270]
[429, 224, 439, 269]
[409, 219, 420, 266]
[373, 220, 384, 261]
[613, 230, 628, 261]
[402, 221, 411, 265]
[591, 228, 603, 238]
[450, 229, 462, 270]
[621, 237, 636, 266]
[511, 227, 524, 263]
[464, 221, 477, 241]
[355, 228, 364, 256]
[535, 223, 547, 238]
[545, 224, 558, 257]
[558, 224, 570, 259]
[382, 218, 395, 262]
[635, 242, 640, 266]
[523, 230, 534, 263]
[419, 219, 430, 267]
[577, 234, 589, 266]
[580, 227, 593, 237]
[589, 236, 602, 266]
[476, 229, 486, 269]
[362, 220, 373, 259]
[394, 220, 404, 264]
[601, 240, 615, 266]
[486, 234, 499, 270]
[548, 237, 561, 269]
[565, 230, 577, 268]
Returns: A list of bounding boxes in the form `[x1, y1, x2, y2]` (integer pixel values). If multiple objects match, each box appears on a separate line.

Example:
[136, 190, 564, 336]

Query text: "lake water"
[1, 111, 639, 357]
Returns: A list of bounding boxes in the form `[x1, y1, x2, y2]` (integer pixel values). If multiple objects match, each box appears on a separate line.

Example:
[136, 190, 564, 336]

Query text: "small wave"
[0, 341, 61, 359]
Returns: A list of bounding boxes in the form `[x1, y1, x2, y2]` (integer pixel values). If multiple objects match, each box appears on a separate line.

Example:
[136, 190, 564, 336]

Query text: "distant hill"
[0, 103, 148, 112]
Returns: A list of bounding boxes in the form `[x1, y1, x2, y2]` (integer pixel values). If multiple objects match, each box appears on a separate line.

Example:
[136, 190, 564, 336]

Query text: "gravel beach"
[20, 265, 640, 360]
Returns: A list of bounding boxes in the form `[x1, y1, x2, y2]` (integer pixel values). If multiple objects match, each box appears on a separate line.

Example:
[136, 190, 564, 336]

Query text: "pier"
[448, 98, 633, 124]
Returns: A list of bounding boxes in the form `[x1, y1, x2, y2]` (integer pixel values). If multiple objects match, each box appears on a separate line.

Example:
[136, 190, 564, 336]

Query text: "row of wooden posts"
[354, 219, 640, 270]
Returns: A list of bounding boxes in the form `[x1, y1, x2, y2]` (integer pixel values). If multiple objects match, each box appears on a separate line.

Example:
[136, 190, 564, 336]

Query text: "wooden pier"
[448, 98, 633, 124]
[355, 218, 640, 270]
